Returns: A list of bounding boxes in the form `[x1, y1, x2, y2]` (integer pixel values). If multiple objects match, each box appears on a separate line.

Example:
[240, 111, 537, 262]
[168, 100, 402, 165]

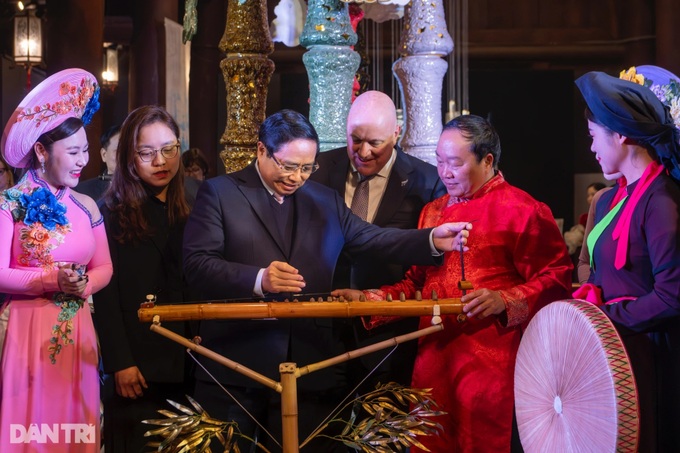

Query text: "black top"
[93, 195, 192, 383]
[75, 175, 111, 202]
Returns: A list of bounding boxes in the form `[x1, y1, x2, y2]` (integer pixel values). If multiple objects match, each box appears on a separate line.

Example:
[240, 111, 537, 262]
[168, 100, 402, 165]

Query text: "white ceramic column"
[392, 0, 453, 164]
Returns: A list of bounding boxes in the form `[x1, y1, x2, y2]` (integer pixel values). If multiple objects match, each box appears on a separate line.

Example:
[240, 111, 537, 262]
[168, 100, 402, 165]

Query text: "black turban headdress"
[575, 71, 680, 181]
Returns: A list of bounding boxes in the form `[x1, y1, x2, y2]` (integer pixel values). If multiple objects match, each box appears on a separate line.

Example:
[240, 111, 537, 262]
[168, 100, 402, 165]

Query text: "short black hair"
[100, 124, 121, 149]
[443, 114, 501, 170]
[258, 110, 319, 157]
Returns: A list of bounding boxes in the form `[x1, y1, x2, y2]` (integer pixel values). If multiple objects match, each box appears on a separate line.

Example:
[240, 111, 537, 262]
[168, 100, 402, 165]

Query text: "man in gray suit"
[309, 91, 446, 393]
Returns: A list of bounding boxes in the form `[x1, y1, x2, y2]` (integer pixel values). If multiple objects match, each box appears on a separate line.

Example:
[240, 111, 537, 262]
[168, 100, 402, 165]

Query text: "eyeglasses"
[269, 153, 319, 175]
[136, 143, 180, 162]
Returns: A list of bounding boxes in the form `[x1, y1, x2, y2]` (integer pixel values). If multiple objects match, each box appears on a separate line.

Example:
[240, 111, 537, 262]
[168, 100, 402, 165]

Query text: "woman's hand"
[114, 366, 148, 399]
[57, 264, 88, 296]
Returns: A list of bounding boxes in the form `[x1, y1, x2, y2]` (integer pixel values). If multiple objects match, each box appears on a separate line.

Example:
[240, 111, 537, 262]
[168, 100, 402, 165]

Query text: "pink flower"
[58, 82, 70, 96]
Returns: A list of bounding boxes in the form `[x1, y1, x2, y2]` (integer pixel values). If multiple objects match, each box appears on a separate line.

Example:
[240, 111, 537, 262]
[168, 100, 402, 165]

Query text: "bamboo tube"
[149, 318, 281, 392]
[138, 299, 464, 322]
[279, 363, 299, 453]
[297, 324, 444, 377]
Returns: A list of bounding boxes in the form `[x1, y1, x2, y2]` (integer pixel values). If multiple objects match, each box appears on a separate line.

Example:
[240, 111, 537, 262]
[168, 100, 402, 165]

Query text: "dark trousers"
[343, 317, 419, 394]
[102, 376, 190, 453]
[193, 380, 351, 453]
[511, 408, 524, 453]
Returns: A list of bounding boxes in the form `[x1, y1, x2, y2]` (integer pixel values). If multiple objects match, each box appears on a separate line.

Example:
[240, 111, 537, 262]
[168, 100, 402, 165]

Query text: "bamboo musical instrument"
[139, 294, 468, 452]
[138, 297, 465, 323]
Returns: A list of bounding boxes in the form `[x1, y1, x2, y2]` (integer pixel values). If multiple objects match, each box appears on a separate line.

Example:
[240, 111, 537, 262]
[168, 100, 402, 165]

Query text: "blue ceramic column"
[300, 0, 360, 151]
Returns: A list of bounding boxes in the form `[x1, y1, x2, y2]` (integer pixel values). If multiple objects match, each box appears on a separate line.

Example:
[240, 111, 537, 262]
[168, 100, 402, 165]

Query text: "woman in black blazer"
[93, 105, 193, 453]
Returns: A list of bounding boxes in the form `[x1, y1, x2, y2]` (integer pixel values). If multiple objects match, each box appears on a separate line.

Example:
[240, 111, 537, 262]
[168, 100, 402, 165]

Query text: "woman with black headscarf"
[575, 71, 680, 452]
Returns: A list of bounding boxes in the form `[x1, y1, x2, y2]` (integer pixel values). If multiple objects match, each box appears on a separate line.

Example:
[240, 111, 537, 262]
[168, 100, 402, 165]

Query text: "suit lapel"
[373, 150, 413, 226]
[237, 164, 290, 258]
[328, 149, 350, 197]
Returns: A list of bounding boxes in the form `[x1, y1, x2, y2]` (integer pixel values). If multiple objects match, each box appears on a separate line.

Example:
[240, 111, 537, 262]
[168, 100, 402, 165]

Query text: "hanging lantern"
[102, 45, 119, 90]
[13, 8, 42, 66]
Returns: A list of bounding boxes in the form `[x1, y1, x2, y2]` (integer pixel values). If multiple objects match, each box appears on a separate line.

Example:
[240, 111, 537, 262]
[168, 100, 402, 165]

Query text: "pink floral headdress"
[1, 68, 100, 169]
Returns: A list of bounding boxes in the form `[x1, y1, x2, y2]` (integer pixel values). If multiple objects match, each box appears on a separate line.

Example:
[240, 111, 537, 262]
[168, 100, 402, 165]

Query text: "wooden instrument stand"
[139, 297, 465, 452]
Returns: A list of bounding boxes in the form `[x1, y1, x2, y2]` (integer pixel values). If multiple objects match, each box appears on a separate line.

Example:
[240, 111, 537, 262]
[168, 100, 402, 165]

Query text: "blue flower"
[81, 85, 100, 126]
[20, 187, 68, 230]
[2, 187, 23, 203]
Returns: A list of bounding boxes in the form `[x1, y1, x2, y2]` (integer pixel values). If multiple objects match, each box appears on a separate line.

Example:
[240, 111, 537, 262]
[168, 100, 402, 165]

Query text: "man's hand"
[461, 288, 506, 320]
[262, 261, 306, 294]
[114, 366, 148, 399]
[331, 288, 364, 301]
[432, 222, 472, 252]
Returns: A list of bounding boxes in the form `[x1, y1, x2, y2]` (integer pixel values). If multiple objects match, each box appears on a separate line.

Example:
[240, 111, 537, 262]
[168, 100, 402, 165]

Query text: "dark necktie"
[351, 175, 371, 221]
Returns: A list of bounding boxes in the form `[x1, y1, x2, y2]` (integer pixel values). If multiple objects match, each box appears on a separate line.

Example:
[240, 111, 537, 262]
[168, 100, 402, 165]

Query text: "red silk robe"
[366, 174, 572, 452]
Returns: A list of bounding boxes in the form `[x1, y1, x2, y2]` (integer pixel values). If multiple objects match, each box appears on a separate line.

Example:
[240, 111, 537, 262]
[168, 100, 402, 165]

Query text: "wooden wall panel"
[469, 0, 620, 45]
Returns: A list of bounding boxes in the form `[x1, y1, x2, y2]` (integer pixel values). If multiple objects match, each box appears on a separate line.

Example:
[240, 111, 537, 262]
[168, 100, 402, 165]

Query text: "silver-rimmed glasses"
[136, 143, 180, 162]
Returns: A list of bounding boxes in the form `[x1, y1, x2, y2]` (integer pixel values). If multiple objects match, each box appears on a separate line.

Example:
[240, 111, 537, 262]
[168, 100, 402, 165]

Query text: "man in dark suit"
[183, 109, 470, 452]
[309, 90, 446, 392]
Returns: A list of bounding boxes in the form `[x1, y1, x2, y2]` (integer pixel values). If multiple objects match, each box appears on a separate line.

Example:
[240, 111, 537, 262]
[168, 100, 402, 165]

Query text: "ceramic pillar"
[219, 0, 275, 172]
[300, 0, 360, 151]
[393, 0, 453, 164]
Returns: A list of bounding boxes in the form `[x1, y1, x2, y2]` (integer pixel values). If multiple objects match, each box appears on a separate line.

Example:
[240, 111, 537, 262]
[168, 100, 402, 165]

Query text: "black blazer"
[74, 176, 110, 202]
[93, 197, 191, 383]
[182, 162, 440, 390]
[310, 146, 446, 289]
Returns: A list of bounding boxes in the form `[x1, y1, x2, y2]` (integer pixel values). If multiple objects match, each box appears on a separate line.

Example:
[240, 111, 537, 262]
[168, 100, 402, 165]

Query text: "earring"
[40, 159, 46, 174]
